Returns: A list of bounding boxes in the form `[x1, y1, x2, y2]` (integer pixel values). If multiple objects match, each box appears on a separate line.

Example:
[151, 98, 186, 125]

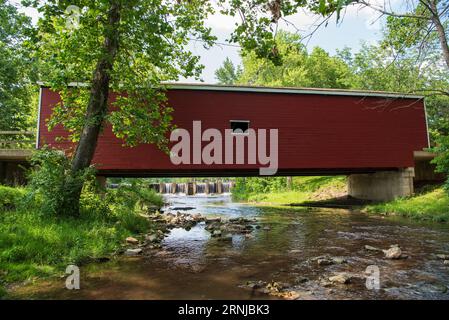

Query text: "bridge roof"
[165, 83, 424, 99]
[38, 82, 424, 100]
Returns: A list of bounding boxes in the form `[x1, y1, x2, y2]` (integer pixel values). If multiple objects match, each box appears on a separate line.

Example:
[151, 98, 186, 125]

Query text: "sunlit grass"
[365, 187, 449, 222]
[241, 176, 347, 205]
[247, 191, 310, 205]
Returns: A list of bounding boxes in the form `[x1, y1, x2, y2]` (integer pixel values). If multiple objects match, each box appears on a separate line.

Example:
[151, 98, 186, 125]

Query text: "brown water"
[14, 194, 449, 300]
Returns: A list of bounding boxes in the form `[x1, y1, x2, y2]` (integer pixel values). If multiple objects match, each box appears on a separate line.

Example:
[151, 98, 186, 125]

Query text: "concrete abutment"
[348, 168, 415, 202]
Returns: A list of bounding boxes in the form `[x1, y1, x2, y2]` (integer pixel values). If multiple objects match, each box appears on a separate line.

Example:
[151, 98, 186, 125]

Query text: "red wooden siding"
[38, 86, 429, 177]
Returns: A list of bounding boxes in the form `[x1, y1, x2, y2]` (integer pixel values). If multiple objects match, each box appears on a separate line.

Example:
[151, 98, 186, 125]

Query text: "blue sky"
[14, 1, 387, 84]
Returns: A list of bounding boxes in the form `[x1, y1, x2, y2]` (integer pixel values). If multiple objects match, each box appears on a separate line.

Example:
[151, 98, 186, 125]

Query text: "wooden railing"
[0, 131, 36, 149]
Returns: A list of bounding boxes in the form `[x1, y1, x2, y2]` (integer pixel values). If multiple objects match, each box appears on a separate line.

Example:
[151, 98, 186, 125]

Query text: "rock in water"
[145, 234, 158, 243]
[125, 248, 142, 256]
[278, 291, 301, 300]
[329, 273, 351, 284]
[244, 280, 266, 290]
[126, 236, 139, 245]
[332, 257, 347, 264]
[206, 217, 221, 224]
[365, 245, 382, 252]
[383, 246, 402, 259]
[296, 277, 309, 284]
[219, 234, 233, 242]
[317, 258, 334, 266]
[212, 230, 222, 237]
[444, 260, 449, 266]
[436, 254, 449, 260]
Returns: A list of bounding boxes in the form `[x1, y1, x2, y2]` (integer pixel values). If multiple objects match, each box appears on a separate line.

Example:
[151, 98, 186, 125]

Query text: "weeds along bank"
[0, 178, 163, 298]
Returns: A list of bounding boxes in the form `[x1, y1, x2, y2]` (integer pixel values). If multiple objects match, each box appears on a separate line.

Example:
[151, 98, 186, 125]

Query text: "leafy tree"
[339, 43, 449, 138]
[0, 0, 37, 131]
[221, 1, 448, 75]
[217, 0, 349, 64]
[32, 0, 215, 216]
[353, 0, 449, 74]
[215, 57, 241, 85]
[217, 31, 351, 88]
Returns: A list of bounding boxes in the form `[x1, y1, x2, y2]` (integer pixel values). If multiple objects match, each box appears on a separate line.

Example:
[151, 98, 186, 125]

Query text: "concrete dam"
[150, 181, 234, 195]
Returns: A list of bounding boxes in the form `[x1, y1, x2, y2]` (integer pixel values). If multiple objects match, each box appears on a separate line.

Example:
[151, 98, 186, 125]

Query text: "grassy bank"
[364, 186, 449, 222]
[232, 176, 449, 222]
[234, 176, 347, 205]
[0, 184, 163, 298]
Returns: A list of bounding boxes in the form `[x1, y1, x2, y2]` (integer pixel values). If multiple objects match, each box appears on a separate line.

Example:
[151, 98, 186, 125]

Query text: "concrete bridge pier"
[216, 181, 223, 194]
[348, 168, 415, 202]
[187, 182, 196, 195]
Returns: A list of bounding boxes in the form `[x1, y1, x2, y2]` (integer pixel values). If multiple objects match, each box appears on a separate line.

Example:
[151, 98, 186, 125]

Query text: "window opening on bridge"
[230, 120, 250, 134]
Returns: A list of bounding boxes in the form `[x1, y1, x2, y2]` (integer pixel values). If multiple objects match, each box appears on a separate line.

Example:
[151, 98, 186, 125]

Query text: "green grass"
[239, 176, 347, 205]
[0, 184, 163, 298]
[0, 185, 26, 211]
[247, 190, 309, 205]
[364, 187, 449, 222]
[292, 176, 346, 192]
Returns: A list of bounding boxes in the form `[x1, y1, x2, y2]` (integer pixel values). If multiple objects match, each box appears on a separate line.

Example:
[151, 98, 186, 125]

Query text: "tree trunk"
[429, 1, 449, 70]
[62, 1, 121, 217]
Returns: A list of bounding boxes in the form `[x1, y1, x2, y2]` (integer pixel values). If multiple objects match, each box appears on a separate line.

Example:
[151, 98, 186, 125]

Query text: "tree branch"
[354, 0, 430, 20]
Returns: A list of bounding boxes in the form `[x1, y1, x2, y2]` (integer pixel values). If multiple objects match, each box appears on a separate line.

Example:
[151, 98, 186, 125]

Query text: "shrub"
[432, 135, 449, 192]
[232, 177, 288, 201]
[27, 148, 95, 216]
[106, 182, 164, 213]
[0, 185, 26, 211]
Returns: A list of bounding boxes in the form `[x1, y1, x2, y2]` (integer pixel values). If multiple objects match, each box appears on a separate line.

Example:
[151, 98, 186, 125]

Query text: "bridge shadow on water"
[288, 196, 375, 209]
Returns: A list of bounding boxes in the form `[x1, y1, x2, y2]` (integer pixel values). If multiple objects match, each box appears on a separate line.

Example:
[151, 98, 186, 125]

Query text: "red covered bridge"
[37, 83, 432, 201]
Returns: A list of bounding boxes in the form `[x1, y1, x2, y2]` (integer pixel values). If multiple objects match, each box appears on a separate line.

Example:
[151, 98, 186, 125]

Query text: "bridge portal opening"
[230, 120, 250, 134]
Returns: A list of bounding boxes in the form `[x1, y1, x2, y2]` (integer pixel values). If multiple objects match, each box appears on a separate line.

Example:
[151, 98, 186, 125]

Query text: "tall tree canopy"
[216, 32, 351, 88]
[0, 0, 36, 131]
[219, 1, 448, 76]
[215, 57, 242, 85]
[355, 0, 449, 73]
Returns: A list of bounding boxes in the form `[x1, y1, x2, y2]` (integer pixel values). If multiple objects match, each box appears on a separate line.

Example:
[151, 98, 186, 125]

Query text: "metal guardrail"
[0, 131, 36, 149]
